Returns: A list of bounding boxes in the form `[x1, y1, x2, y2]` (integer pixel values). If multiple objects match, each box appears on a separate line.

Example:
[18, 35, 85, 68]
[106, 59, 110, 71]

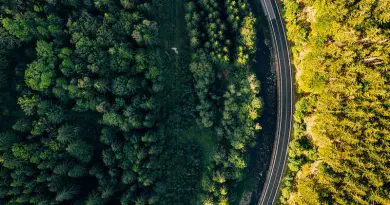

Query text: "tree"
[0, 132, 19, 151]
[112, 76, 129, 96]
[57, 124, 78, 143]
[86, 191, 104, 205]
[1, 17, 35, 41]
[37, 101, 65, 124]
[93, 0, 112, 9]
[132, 20, 158, 46]
[68, 165, 87, 177]
[12, 118, 32, 133]
[281, 0, 390, 204]
[99, 127, 116, 145]
[189, 52, 215, 128]
[11, 144, 34, 161]
[31, 119, 46, 136]
[55, 185, 79, 202]
[17, 95, 39, 116]
[102, 112, 123, 127]
[66, 140, 93, 163]
[102, 149, 115, 166]
[25, 60, 55, 91]
[120, 0, 135, 9]
[240, 14, 256, 53]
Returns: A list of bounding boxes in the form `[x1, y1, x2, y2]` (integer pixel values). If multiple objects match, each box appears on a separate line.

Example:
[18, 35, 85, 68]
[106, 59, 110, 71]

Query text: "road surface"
[257, 0, 294, 204]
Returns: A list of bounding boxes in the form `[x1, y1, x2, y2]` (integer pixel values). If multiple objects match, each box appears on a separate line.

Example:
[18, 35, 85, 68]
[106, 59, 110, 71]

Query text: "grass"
[152, 0, 196, 132]
[180, 126, 217, 168]
[152, 0, 218, 204]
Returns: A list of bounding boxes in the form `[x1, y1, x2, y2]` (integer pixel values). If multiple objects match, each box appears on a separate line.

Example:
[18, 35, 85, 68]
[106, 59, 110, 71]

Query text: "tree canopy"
[0, 0, 263, 204]
[280, 0, 390, 204]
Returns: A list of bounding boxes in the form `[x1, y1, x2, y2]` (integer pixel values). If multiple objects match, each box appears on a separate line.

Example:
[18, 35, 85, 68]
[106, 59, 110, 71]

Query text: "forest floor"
[153, 0, 275, 204]
[153, 0, 215, 150]
[152, 0, 217, 203]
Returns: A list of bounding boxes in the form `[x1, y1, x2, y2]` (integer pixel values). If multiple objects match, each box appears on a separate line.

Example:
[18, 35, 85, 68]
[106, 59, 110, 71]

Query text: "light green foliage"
[102, 112, 123, 127]
[11, 144, 32, 161]
[17, 95, 39, 116]
[31, 119, 46, 136]
[281, 0, 390, 204]
[25, 60, 54, 91]
[1, 14, 61, 41]
[120, 0, 135, 9]
[36, 40, 54, 58]
[25, 41, 56, 91]
[238, 14, 256, 65]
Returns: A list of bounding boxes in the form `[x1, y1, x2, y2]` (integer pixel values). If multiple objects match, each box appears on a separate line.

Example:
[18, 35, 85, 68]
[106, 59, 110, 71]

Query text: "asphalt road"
[257, 0, 294, 204]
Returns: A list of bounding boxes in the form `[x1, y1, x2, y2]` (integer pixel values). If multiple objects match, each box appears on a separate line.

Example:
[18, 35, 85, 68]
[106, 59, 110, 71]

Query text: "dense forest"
[280, 0, 389, 204]
[185, 0, 261, 204]
[0, 0, 262, 204]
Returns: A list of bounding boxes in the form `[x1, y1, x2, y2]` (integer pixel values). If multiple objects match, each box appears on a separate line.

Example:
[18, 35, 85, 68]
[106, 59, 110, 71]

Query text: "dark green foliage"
[132, 20, 158, 46]
[184, 0, 261, 203]
[12, 118, 32, 133]
[68, 165, 87, 177]
[189, 52, 215, 128]
[120, 0, 135, 9]
[99, 127, 116, 145]
[57, 124, 78, 143]
[37, 101, 65, 124]
[0, 0, 262, 204]
[55, 185, 79, 202]
[0, 0, 167, 203]
[66, 140, 93, 163]
[0, 132, 20, 151]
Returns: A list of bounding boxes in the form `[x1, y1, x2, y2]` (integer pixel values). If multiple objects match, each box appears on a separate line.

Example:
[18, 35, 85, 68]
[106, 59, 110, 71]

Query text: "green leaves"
[25, 60, 54, 91]
[2, 17, 35, 41]
[0, 132, 20, 151]
[185, 1, 262, 203]
[282, 0, 390, 204]
[190, 52, 215, 128]
[112, 76, 140, 96]
[66, 140, 93, 163]
[17, 95, 39, 116]
[25, 41, 56, 91]
[132, 20, 158, 46]
[55, 185, 79, 202]
[36, 41, 54, 58]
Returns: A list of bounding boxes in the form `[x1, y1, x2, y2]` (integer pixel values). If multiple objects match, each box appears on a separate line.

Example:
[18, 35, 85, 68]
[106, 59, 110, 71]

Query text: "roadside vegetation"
[0, 0, 262, 204]
[185, 0, 262, 204]
[280, 0, 389, 204]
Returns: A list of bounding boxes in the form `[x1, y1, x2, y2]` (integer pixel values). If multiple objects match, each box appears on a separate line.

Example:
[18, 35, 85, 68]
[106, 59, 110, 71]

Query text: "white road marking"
[258, 0, 295, 204]
[270, 2, 294, 204]
[258, 0, 283, 204]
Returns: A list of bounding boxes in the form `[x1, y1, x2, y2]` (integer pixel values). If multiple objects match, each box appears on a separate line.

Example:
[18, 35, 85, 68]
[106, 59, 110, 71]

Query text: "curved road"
[257, 0, 294, 204]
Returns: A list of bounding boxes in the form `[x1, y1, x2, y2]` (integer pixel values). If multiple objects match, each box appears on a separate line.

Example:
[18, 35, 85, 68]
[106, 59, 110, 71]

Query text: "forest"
[280, 0, 389, 204]
[0, 0, 262, 204]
